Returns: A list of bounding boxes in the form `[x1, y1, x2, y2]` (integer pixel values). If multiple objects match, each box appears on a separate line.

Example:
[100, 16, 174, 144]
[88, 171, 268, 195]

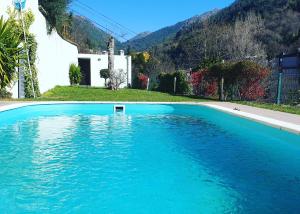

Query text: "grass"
[235, 101, 300, 115]
[37, 86, 207, 102]
[2, 86, 299, 116]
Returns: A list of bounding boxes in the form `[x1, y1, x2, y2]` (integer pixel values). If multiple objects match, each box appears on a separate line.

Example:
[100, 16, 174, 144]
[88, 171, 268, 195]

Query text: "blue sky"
[71, 0, 235, 40]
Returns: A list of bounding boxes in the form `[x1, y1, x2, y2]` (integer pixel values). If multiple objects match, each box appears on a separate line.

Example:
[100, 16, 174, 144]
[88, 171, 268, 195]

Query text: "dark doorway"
[78, 58, 91, 86]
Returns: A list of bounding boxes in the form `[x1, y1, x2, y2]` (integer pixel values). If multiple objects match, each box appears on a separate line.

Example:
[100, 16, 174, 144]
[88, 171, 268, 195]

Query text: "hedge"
[157, 71, 191, 94]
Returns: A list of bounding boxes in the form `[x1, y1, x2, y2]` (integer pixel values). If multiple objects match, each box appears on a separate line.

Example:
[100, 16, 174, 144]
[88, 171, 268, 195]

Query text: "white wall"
[0, 0, 78, 98]
[0, 1, 9, 18]
[78, 52, 132, 88]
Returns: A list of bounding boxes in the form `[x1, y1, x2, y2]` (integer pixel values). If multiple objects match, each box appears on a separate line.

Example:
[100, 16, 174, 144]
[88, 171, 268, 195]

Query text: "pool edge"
[202, 103, 300, 135]
[0, 101, 299, 135]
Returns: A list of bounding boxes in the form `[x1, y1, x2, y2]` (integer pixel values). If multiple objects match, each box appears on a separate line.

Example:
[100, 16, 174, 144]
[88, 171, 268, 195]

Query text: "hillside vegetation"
[39, 0, 300, 69]
[40, 0, 300, 60]
[139, 0, 300, 73]
[178, 0, 300, 59]
[70, 16, 122, 53]
[123, 10, 219, 51]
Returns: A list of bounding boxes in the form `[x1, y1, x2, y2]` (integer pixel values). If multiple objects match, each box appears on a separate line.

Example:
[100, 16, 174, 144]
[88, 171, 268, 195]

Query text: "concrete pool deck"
[0, 101, 300, 134]
[202, 102, 300, 134]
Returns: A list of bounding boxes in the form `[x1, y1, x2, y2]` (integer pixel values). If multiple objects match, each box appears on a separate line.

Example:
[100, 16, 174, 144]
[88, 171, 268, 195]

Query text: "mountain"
[70, 15, 122, 53]
[128, 0, 300, 80]
[206, 0, 300, 56]
[129, 32, 152, 41]
[166, 0, 300, 69]
[123, 10, 219, 51]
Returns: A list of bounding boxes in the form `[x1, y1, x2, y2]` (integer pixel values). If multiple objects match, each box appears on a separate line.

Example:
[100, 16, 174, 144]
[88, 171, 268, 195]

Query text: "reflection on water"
[0, 109, 299, 213]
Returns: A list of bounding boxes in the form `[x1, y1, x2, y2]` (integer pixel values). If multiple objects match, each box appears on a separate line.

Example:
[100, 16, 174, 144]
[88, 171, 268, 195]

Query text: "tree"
[0, 16, 22, 90]
[7, 9, 40, 98]
[39, 0, 72, 33]
[172, 12, 268, 69]
[109, 69, 127, 90]
[131, 51, 150, 75]
[107, 36, 115, 90]
[100, 69, 110, 87]
[227, 12, 267, 64]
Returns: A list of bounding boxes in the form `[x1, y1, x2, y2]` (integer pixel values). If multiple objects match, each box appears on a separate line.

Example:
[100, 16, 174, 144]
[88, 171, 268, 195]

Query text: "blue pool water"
[0, 104, 300, 213]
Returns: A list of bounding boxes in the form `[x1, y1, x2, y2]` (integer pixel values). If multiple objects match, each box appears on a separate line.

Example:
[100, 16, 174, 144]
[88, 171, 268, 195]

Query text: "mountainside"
[167, 0, 300, 69]
[70, 15, 122, 53]
[129, 32, 152, 41]
[129, 0, 300, 83]
[123, 10, 219, 51]
[178, 0, 300, 56]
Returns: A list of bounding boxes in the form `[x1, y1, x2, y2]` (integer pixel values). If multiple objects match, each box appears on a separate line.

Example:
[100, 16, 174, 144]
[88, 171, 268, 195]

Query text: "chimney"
[119, 50, 124, 56]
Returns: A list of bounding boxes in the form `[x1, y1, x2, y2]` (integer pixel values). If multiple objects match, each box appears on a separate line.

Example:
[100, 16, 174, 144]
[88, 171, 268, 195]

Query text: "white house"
[78, 50, 132, 88]
[0, 0, 132, 97]
[0, 0, 78, 98]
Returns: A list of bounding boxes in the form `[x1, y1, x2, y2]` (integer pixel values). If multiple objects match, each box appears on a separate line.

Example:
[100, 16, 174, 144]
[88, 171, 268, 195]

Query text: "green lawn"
[235, 101, 300, 115]
[2, 86, 299, 115]
[38, 86, 206, 102]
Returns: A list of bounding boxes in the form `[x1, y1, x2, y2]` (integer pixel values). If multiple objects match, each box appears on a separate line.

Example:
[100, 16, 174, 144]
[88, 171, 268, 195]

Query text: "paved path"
[205, 102, 300, 125]
[0, 101, 17, 107]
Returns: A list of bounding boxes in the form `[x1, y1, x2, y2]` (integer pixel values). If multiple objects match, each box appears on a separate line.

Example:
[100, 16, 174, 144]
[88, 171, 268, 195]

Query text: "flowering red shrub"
[191, 72, 202, 86]
[191, 70, 205, 95]
[240, 82, 265, 100]
[191, 69, 217, 96]
[138, 73, 149, 90]
[235, 62, 270, 101]
[205, 81, 218, 96]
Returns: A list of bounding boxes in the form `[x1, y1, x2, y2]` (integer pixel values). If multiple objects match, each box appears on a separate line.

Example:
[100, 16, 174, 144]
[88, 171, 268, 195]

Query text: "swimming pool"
[0, 103, 299, 213]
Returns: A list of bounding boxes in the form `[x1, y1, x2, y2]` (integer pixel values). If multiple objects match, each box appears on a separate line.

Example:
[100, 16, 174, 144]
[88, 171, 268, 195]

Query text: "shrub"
[100, 69, 110, 87]
[209, 62, 235, 100]
[207, 60, 269, 101]
[132, 73, 149, 89]
[110, 69, 127, 90]
[233, 61, 270, 101]
[191, 68, 217, 97]
[0, 16, 22, 90]
[206, 81, 218, 96]
[138, 73, 149, 90]
[174, 71, 191, 95]
[0, 88, 12, 99]
[191, 70, 205, 95]
[157, 72, 174, 93]
[157, 71, 191, 94]
[69, 64, 81, 85]
[288, 90, 300, 105]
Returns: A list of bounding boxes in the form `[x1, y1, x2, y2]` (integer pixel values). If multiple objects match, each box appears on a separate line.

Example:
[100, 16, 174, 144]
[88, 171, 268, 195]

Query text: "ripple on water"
[0, 111, 299, 213]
